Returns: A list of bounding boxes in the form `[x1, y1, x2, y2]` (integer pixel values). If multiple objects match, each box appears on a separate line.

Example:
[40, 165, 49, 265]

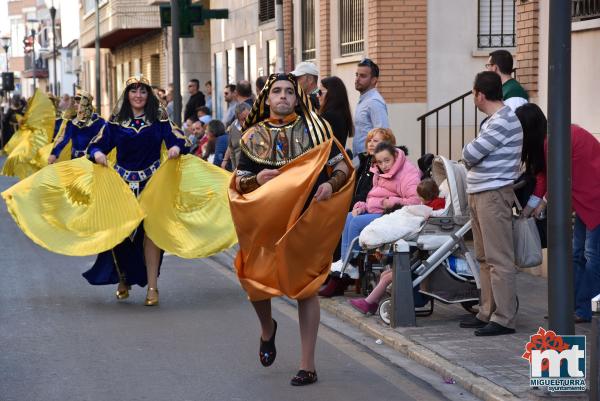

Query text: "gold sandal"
[144, 287, 159, 306]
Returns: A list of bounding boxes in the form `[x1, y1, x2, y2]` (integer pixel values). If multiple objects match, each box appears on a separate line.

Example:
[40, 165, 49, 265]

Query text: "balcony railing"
[572, 0, 600, 21]
[23, 56, 49, 78]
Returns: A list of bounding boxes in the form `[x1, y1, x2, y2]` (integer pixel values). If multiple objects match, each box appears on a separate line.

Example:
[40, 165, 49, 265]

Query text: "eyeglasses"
[317, 89, 327, 96]
[485, 63, 494, 68]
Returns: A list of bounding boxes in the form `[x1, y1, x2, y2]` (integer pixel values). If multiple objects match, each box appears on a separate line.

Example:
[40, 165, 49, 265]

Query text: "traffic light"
[23, 36, 34, 53]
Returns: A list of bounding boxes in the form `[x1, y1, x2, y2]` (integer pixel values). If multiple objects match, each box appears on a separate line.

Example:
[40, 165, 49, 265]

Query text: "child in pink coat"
[329, 142, 421, 280]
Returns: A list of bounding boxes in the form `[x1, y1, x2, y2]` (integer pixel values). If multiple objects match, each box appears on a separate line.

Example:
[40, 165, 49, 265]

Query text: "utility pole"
[547, 0, 573, 335]
[170, 0, 182, 126]
[95, 0, 101, 111]
[275, 0, 284, 73]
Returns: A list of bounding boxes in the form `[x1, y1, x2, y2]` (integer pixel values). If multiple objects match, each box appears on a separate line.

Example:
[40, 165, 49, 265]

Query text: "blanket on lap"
[359, 205, 435, 249]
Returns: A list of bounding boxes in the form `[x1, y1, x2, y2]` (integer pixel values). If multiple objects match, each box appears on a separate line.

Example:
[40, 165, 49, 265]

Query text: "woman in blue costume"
[83, 75, 190, 306]
[48, 89, 105, 163]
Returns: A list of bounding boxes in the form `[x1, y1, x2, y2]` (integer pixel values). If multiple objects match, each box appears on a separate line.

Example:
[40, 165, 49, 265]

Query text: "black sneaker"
[474, 322, 516, 336]
[459, 315, 487, 328]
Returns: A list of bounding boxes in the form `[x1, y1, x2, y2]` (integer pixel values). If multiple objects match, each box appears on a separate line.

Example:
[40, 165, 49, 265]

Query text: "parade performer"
[2, 75, 237, 306]
[1, 94, 26, 147]
[1, 89, 55, 179]
[48, 89, 105, 163]
[229, 73, 354, 386]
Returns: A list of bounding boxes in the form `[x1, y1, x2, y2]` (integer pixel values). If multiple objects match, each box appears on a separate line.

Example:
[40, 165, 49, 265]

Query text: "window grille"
[478, 0, 516, 48]
[572, 0, 600, 21]
[301, 0, 316, 60]
[340, 0, 364, 56]
[259, 0, 275, 23]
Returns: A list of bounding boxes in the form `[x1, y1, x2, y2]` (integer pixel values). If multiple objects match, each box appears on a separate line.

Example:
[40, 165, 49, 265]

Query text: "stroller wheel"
[379, 297, 391, 325]
[461, 300, 479, 314]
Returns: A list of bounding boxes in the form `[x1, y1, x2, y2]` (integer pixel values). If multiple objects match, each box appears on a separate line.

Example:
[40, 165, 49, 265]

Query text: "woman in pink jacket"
[329, 141, 421, 279]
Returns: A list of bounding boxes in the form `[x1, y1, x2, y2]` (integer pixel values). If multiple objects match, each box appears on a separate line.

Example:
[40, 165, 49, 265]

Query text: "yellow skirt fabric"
[140, 154, 238, 258]
[1, 157, 145, 256]
[228, 140, 354, 301]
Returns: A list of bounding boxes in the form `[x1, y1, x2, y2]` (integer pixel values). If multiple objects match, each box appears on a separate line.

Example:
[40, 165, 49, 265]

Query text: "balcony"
[21, 55, 49, 79]
[572, 0, 600, 21]
[79, 0, 162, 49]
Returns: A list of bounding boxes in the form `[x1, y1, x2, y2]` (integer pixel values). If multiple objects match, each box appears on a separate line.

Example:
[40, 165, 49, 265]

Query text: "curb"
[215, 248, 520, 401]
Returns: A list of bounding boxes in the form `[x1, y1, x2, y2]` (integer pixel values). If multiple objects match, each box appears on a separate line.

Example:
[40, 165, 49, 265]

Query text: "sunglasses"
[317, 89, 327, 96]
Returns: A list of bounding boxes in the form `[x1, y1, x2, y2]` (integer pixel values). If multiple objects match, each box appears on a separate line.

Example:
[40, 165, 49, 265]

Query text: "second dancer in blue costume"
[84, 75, 190, 306]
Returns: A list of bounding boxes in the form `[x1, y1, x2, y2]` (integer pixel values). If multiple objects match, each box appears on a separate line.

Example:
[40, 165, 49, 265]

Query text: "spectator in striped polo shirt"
[459, 71, 523, 337]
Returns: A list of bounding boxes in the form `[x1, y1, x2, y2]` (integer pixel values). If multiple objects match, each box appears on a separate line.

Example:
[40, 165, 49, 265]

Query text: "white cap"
[199, 115, 212, 125]
[291, 62, 319, 77]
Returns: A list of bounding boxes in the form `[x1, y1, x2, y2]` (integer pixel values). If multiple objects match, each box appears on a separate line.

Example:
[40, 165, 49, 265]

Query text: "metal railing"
[340, 0, 364, 55]
[301, 0, 316, 60]
[572, 0, 600, 21]
[417, 90, 480, 157]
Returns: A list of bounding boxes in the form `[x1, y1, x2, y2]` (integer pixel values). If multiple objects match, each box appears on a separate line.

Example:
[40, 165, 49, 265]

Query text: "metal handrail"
[417, 90, 478, 157]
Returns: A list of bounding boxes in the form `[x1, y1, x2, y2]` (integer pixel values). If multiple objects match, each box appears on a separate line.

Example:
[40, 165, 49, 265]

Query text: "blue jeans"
[340, 212, 382, 260]
[573, 214, 600, 320]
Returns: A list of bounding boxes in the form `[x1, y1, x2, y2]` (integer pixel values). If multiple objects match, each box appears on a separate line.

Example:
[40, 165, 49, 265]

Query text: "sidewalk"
[216, 248, 593, 401]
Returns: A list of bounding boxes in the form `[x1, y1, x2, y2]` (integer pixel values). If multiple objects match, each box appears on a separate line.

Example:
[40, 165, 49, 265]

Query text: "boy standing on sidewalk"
[460, 71, 523, 336]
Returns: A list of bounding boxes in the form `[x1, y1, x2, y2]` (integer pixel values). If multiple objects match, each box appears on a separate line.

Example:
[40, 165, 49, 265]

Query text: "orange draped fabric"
[229, 140, 354, 301]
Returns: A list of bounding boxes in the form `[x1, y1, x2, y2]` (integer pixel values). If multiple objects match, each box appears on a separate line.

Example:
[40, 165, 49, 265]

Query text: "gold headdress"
[73, 87, 96, 126]
[110, 75, 167, 123]
[242, 73, 333, 146]
[125, 75, 151, 87]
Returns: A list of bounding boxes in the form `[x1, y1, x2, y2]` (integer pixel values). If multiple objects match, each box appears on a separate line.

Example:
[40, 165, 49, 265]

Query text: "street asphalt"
[0, 174, 481, 401]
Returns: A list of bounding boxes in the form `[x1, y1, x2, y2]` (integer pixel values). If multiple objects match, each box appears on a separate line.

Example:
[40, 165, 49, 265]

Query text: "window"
[132, 58, 141, 75]
[214, 52, 224, 119]
[267, 39, 277, 74]
[477, 0, 516, 48]
[84, 0, 95, 14]
[235, 47, 244, 82]
[116, 63, 123, 94]
[301, 0, 316, 60]
[248, 44, 257, 86]
[572, 0, 600, 21]
[226, 49, 234, 84]
[259, 0, 275, 23]
[340, 0, 364, 56]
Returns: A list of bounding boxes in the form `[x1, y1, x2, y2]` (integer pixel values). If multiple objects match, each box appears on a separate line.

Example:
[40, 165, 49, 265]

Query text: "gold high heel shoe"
[115, 283, 131, 300]
[144, 287, 159, 306]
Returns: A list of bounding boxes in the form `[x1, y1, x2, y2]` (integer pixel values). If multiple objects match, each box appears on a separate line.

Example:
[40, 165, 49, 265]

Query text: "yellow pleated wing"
[33, 119, 72, 169]
[1, 157, 145, 256]
[139, 155, 238, 259]
[2, 90, 56, 179]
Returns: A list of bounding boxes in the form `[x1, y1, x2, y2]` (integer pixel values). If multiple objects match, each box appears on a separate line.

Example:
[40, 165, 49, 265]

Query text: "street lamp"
[45, 0, 58, 96]
[0, 35, 10, 72]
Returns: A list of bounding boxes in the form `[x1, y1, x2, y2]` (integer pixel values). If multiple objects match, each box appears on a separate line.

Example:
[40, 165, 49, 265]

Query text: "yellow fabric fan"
[33, 119, 72, 169]
[139, 154, 238, 258]
[1, 157, 145, 256]
[2, 90, 56, 179]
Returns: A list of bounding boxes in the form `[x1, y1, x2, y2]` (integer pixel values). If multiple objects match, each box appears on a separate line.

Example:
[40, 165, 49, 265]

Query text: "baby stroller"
[340, 156, 481, 324]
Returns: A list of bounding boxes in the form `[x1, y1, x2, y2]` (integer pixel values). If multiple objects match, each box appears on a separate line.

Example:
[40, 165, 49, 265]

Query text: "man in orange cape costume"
[228, 73, 354, 386]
